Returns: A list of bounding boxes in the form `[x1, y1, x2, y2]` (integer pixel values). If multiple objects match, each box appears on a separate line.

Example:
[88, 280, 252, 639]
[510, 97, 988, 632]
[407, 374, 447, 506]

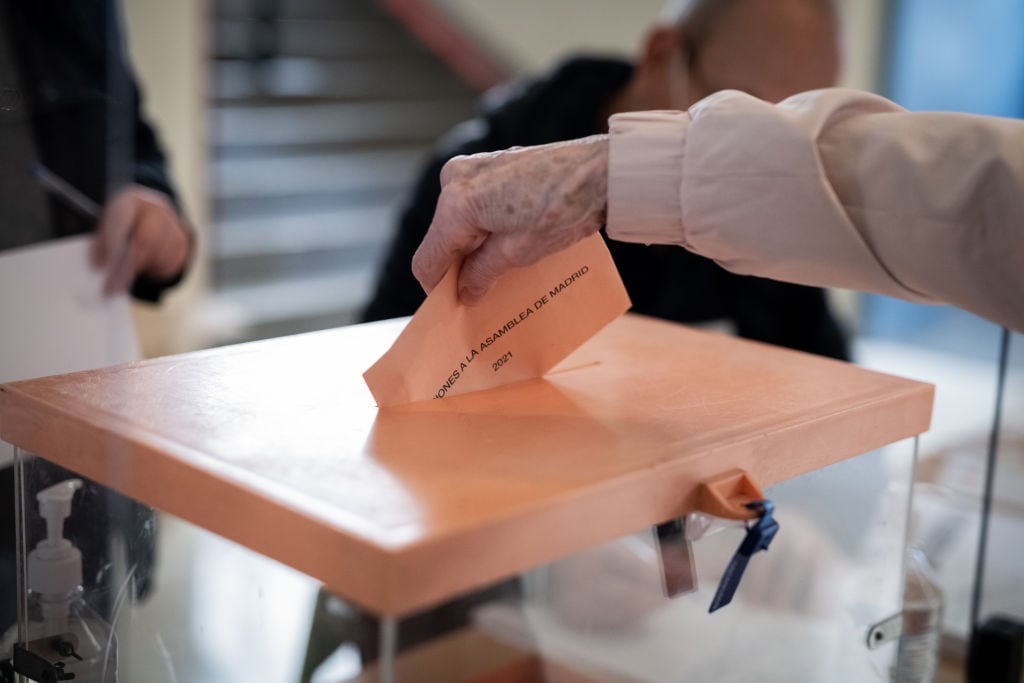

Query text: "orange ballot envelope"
[364, 233, 632, 406]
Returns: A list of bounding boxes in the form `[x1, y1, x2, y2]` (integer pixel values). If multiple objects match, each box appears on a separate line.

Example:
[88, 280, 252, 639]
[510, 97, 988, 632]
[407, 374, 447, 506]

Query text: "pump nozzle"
[37, 479, 82, 546]
[28, 479, 83, 596]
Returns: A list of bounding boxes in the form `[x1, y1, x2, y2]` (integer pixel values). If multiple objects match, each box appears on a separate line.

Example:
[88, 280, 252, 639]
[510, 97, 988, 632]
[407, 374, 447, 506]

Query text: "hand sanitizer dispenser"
[2, 479, 117, 682]
[29, 479, 85, 638]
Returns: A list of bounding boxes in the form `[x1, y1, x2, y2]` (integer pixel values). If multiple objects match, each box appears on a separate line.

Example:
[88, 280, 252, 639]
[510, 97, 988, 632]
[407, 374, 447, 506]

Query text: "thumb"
[92, 190, 137, 268]
[457, 236, 515, 305]
[412, 187, 486, 293]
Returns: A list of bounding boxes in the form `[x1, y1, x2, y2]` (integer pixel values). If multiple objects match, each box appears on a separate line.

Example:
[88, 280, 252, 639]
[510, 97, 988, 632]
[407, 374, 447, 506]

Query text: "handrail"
[377, 0, 508, 91]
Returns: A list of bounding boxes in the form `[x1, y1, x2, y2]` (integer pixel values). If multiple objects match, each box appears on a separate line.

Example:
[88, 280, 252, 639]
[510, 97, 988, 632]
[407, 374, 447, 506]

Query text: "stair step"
[214, 18, 422, 59]
[208, 266, 378, 332]
[214, 203, 397, 259]
[214, 138, 443, 161]
[213, 189, 404, 222]
[242, 311, 366, 345]
[213, 57, 471, 100]
[212, 97, 475, 148]
[215, 242, 384, 287]
[212, 146, 426, 199]
[215, 0, 386, 22]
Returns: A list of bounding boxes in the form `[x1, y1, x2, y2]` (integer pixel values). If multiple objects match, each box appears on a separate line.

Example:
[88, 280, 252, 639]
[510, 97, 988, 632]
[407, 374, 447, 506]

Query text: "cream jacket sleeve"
[606, 88, 1024, 332]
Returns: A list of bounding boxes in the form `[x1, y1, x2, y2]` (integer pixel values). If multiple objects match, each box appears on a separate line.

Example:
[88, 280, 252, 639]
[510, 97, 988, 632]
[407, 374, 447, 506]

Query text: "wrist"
[583, 135, 609, 228]
[553, 134, 609, 232]
[606, 111, 689, 246]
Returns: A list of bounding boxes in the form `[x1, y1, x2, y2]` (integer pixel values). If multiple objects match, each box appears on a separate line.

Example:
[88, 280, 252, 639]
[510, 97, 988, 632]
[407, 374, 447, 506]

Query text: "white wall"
[435, 0, 887, 90]
[121, 0, 210, 356]
[433, 0, 666, 74]
[836, 0, 887, 91]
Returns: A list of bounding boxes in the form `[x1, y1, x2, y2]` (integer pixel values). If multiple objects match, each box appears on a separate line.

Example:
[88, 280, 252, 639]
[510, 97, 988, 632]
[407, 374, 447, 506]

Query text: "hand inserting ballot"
[410, 87, 1024, 333]
[411, 135, 609, 305]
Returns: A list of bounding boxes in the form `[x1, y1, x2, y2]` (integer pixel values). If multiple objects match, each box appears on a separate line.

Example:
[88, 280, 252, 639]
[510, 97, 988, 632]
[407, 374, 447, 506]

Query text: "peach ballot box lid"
[0, 314, 932, 616]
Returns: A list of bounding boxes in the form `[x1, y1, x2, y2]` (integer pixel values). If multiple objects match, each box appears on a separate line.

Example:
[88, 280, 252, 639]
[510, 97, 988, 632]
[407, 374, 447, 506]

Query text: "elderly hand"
[412, 135, 609, 305]
[92, 185, 192, 296]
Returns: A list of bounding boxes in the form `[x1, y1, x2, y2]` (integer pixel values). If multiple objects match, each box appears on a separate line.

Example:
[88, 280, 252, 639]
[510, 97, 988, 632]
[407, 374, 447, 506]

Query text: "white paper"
[0, 235, 139, 465]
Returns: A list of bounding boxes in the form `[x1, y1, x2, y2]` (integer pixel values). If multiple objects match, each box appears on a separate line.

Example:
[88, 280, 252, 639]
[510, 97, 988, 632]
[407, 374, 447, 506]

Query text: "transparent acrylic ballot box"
[0, 314, 934, 682]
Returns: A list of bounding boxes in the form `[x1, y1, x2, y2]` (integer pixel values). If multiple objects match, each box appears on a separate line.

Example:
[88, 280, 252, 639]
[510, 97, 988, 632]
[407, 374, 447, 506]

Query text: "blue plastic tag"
[708, 500, 779, 613]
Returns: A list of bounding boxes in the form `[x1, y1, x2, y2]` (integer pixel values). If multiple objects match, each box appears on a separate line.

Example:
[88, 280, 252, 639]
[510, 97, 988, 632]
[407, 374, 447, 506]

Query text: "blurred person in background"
[362, 0, 850, 361]
[0, 0, 193, 642]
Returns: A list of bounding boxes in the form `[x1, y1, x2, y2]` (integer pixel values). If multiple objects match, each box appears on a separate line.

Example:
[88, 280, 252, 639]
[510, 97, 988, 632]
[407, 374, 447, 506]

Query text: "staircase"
[207, 0, 487, 343]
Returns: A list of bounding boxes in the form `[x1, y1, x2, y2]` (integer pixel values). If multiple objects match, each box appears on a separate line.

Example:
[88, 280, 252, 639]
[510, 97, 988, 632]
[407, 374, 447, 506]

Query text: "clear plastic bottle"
[0, 479, 117, 682]
[893, 548, 943, 683]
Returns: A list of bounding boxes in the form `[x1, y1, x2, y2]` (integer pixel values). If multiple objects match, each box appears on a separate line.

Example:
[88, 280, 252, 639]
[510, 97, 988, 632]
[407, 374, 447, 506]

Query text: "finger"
[94, 190, 136, 295]
[103, 235, 136, 296]
[411, 187, 485, 293]
[438, 152, 496, 185]
[456, 235, 516, 305]
[92, 190, 138, 269]
[438, 155, 467, 185]
[131, 204, 191, 281]
[411, 225, 461, 294]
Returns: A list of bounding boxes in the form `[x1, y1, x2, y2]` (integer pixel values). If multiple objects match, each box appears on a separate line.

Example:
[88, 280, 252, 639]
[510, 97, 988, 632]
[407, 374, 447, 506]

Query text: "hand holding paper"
[93, 185, 192, 296]
[411, 136, 610, 304]
[365, 233, 630, 406]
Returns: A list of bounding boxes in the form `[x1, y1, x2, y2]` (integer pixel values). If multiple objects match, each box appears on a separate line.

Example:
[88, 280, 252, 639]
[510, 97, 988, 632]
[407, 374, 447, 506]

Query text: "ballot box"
[0, 314, 933, 682]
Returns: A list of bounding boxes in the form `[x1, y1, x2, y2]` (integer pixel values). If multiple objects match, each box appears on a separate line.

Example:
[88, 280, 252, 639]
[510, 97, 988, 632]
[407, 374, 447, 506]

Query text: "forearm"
[606, 88, 1024, 331]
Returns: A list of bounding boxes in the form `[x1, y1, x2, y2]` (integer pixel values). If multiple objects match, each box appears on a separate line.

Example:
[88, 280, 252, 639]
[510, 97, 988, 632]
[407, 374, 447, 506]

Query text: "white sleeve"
[606, 88, 1024, 332]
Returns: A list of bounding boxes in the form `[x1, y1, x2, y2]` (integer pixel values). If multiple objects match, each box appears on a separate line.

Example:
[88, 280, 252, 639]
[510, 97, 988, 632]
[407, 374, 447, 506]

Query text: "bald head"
[620, 0, 840, 113]
[692, 0, 840, 102]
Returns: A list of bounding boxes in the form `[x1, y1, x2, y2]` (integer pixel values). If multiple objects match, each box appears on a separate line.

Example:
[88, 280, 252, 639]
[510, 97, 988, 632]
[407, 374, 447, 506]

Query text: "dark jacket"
[362, 57, 849, 360]
[0, 0, 177, 634]
[0, 0, 185, 301]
